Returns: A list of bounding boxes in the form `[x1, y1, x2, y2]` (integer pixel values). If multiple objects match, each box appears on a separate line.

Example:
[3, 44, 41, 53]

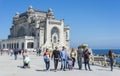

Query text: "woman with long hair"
[70, 48, 76, 68]
[108, 50, 115, 71]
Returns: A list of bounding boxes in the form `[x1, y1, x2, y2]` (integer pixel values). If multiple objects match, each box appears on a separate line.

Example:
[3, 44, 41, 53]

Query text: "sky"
[0, 0, 120, 49]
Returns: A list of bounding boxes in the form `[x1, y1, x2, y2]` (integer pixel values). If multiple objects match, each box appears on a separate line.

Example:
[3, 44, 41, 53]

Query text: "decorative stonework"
[0, 6, 70, 51]
[49, 21, 61, 25]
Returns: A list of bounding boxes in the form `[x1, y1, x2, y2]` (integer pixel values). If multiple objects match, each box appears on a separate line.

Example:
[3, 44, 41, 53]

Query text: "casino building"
[0, 6, 70, 51]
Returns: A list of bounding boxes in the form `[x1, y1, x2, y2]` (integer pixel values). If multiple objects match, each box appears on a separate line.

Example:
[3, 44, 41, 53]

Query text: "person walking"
[77, 46, 83, 70]
[70, 48, 76, 68]
[22, 50, 30, 68]
[1, 49, 3, 55]
[14, 48, 18, 60]
[51, 47, 61, 72]
[10, 48, 13, 56]
[38, 47, 42, 56]
[108, 50, 115, 71]
[43, 49, 50, 71]
[36, 48, 39, 56]
[60, 46, 68, 71]
[83, 45, 92, 71]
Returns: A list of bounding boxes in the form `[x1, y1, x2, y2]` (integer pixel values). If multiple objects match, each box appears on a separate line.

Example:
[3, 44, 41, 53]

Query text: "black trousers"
[71, 57, 76, 67]
[84, 59, 91, 70]
[54, 59, 59, 70]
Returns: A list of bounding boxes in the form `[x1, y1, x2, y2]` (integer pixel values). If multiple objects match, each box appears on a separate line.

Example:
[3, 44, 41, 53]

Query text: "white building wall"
[1, 7, 70, 51]
[43, 19, 68, 49]
[0, 36, 34, 51]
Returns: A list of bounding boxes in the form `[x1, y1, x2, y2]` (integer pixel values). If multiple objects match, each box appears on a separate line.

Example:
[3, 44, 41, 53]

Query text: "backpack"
[44, 52, 50, 62]
[24, 56, 30, 64]
[84, 49, 90, 59]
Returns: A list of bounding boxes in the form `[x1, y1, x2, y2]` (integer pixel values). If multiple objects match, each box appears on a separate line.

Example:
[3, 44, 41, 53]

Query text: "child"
[23, 56, 30, 68]
[68, 57, 73, 70]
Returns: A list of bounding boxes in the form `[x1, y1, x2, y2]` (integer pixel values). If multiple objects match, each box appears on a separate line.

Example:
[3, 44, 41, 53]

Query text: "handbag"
[44, 55, 50, 62]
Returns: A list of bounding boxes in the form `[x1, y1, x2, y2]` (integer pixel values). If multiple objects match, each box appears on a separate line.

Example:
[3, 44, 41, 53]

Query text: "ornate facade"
[0, 6, 70, 51]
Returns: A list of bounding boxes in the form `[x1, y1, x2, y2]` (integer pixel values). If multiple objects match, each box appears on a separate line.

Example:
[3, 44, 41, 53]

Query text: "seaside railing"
[92, 56, 109, 66]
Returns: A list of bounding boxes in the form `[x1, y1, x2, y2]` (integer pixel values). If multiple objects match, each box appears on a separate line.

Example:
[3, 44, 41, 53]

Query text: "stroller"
[68, 58, 73, 70]
[23, 56, 30, 68]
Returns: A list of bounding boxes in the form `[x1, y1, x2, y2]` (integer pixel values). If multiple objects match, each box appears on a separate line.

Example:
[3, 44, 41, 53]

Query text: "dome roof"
[48, 8, 53, 12]
[29, 5, 33, 9]
[28, 5, 34, 13]
[15, 12, 19, 15]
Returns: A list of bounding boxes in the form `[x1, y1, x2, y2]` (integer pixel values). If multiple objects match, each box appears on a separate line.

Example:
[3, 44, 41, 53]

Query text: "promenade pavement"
[0, 54, 120, 76]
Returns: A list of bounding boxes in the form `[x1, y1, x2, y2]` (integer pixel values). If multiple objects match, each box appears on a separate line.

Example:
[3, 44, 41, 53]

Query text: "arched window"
[14, 43, 16, 49]
[21, 43, 24, 49]
[27, 42, 34, 48]
[17, 43, 19, 48]
[12, 43, 13, 48]
[3, 44, 5, 49]
[66, 32, 68, 40]
[51, 27, 59, 38]
[54, 36, 57, 43]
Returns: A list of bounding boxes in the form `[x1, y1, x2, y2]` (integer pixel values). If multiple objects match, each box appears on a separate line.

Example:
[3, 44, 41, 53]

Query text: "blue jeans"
[110, 58, 114, 71]
[84, 59, 91, 70]
[14, 54, 17, 60]
[44, 59, 50, 70]
[61, 59, 67, 71]
[78, 57, 82, 70]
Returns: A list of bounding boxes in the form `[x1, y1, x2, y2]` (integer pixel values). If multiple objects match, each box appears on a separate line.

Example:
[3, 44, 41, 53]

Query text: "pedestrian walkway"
[0, 55, 120, 76]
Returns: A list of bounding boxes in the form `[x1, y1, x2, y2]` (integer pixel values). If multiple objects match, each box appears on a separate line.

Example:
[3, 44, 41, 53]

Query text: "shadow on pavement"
[17, 66, 24, 68]
[97, 69, 110, 71]
[36, 69, 56, 72]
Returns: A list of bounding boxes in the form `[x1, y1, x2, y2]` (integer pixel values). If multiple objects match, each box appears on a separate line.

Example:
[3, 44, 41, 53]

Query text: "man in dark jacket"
[51, 47, 60, 72]
[14, 48, 18, 60]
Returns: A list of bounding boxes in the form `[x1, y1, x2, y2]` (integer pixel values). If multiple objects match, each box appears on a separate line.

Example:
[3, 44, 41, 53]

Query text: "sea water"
[92, 49, 120, 63]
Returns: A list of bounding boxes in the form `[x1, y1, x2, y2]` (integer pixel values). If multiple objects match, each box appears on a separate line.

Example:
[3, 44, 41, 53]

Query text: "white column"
[19, 42, 21, 49]
[24, 40, 27, 49]
[60, 20, 65, 47]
